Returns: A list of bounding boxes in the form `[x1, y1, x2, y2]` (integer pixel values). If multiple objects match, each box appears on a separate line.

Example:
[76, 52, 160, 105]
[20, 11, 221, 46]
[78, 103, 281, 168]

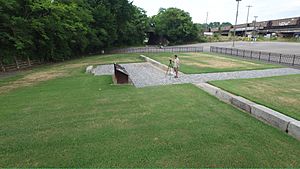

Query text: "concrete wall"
[194, 82, 300, 141]
[140, 55, 168, 71]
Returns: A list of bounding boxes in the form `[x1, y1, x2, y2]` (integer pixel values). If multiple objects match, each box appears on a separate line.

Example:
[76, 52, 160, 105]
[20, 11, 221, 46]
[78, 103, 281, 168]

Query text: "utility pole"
[253, 16, 258, 41]
[245, 5, 253, 37]
[233, 0, 242, 47]
[206, 12, 209, 31]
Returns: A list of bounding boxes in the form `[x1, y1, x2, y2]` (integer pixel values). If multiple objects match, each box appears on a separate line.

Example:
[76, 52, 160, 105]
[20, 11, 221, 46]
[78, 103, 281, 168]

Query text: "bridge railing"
[210, 46, 300, 66]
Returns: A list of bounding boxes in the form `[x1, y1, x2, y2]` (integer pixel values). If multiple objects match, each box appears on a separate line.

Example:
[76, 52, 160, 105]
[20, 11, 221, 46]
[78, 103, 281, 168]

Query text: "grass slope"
[0, 71, 299, 167]
[0, 53, 143, 94]
[145, 52, 281, 74]
[210, 74, 300, 120]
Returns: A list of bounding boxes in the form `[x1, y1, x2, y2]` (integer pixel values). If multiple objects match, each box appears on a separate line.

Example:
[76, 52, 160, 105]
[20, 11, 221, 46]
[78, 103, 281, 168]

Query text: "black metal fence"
[210, 46, 300, 66]
[108, 46, 203, 54]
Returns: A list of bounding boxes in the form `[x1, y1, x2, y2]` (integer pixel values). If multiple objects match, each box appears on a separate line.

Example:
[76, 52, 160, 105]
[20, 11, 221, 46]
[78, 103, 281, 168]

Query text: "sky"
[132, 0, 300, 24]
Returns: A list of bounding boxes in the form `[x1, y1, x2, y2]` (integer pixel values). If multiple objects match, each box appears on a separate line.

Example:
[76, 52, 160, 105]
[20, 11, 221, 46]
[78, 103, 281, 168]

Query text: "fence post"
[13, 56, 20, 70]
[279, 54, 282, 63]
[0, 58, 5, 72]
[237, 49, 239, 56]
[292, 55, 296, 66]
[27, 56, 31, 66]
[243, 50, 245, 57]
[231, 48, 233, 55]
[258, 52, 261, 60]
[268, 53, 271, 62]
[250, 51, 253, 58]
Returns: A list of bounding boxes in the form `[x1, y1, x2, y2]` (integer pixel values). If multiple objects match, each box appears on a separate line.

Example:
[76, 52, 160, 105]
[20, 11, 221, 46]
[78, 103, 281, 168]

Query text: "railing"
[0, 46, 204, 72]
[0, 59, 42, 72]
[210, 46, 300, 66]
[109, 46, 203, 54]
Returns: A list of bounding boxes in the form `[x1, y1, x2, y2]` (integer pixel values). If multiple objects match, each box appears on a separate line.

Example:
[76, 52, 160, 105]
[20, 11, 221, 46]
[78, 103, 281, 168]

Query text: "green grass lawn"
[145, 52, 281, 74]
[210, 75, 300, 120]
[0, 53, 143, 94]
[0, 55, 299, 167]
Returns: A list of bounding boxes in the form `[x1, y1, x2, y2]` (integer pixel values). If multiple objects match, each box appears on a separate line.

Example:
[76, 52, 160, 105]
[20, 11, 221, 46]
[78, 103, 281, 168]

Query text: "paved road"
[176, 41, 300, 55]
[93, 63, 300, 88]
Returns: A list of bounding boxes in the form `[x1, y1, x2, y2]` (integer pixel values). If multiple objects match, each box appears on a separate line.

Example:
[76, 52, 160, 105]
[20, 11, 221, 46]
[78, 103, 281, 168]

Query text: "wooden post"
[292, 55, 296, 66]
[0, 58, 5, 72]
[13, 56, 20, 70]
[279, 54, 282, 63]
[268, 53, 271, 62]
[27, 56, 31, 66]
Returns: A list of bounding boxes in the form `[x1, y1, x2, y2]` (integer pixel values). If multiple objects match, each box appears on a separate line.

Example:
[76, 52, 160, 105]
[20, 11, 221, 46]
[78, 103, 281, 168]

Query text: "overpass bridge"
[210, 17, 300, 37]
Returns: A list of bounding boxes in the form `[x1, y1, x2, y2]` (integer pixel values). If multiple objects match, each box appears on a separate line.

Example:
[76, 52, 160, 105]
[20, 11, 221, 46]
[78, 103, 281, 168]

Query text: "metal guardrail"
[210, 46, 300, 66]
[109, 46, 204, 54]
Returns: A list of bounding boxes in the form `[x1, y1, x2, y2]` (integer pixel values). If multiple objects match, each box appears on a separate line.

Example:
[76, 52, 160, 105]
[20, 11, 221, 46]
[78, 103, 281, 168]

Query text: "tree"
[152, 8, 198, 44]
[0, 0, 150, 65]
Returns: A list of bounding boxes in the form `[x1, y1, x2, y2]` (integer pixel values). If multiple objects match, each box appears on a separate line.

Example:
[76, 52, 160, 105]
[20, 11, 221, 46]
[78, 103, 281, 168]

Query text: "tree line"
[0, 0, 149, 64]
[0, 0, 231, 66]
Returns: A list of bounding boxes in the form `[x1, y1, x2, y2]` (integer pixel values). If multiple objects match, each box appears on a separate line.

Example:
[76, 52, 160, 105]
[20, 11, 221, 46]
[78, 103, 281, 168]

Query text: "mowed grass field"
[145, 52, 281, 74]
[210, 74, 300, 120]
[0, 53, 299, 167]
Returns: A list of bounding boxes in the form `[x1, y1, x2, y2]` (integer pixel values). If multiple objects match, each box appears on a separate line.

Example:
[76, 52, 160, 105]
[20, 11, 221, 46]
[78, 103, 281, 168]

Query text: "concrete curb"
[140, 55, 184, 75]
[194, 82, 300, 141]
[140, 55, 168, 71]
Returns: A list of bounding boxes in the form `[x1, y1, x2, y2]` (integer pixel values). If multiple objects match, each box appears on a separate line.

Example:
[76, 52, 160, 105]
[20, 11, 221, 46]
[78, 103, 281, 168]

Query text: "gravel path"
[93, 63, 300, 88]
[93, 64, 114, 75]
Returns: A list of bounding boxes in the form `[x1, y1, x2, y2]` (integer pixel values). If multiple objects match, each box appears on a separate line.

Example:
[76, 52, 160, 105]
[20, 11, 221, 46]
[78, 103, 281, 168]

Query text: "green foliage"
[201, 22, 232, 29]
[152, 8, 199, 45]
[0, 0, 149, 63]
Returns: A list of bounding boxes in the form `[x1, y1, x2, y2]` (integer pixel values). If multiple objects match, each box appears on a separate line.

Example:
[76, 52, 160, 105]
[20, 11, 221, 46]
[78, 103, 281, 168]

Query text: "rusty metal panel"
[114, 64, 129, 84]
[271, 17, 300, 27]
[220, 25, 232, 31]
[211, 27, 219, 32]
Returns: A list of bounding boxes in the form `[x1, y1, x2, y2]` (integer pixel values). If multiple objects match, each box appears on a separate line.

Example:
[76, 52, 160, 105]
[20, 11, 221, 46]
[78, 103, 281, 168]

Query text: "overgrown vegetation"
[0, 0, 149, 64]
[151, 8, 199, 45]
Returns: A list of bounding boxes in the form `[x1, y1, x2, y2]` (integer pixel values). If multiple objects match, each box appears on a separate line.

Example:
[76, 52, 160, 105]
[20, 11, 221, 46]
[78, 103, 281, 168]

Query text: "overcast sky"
[132, 0, 300, 24]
